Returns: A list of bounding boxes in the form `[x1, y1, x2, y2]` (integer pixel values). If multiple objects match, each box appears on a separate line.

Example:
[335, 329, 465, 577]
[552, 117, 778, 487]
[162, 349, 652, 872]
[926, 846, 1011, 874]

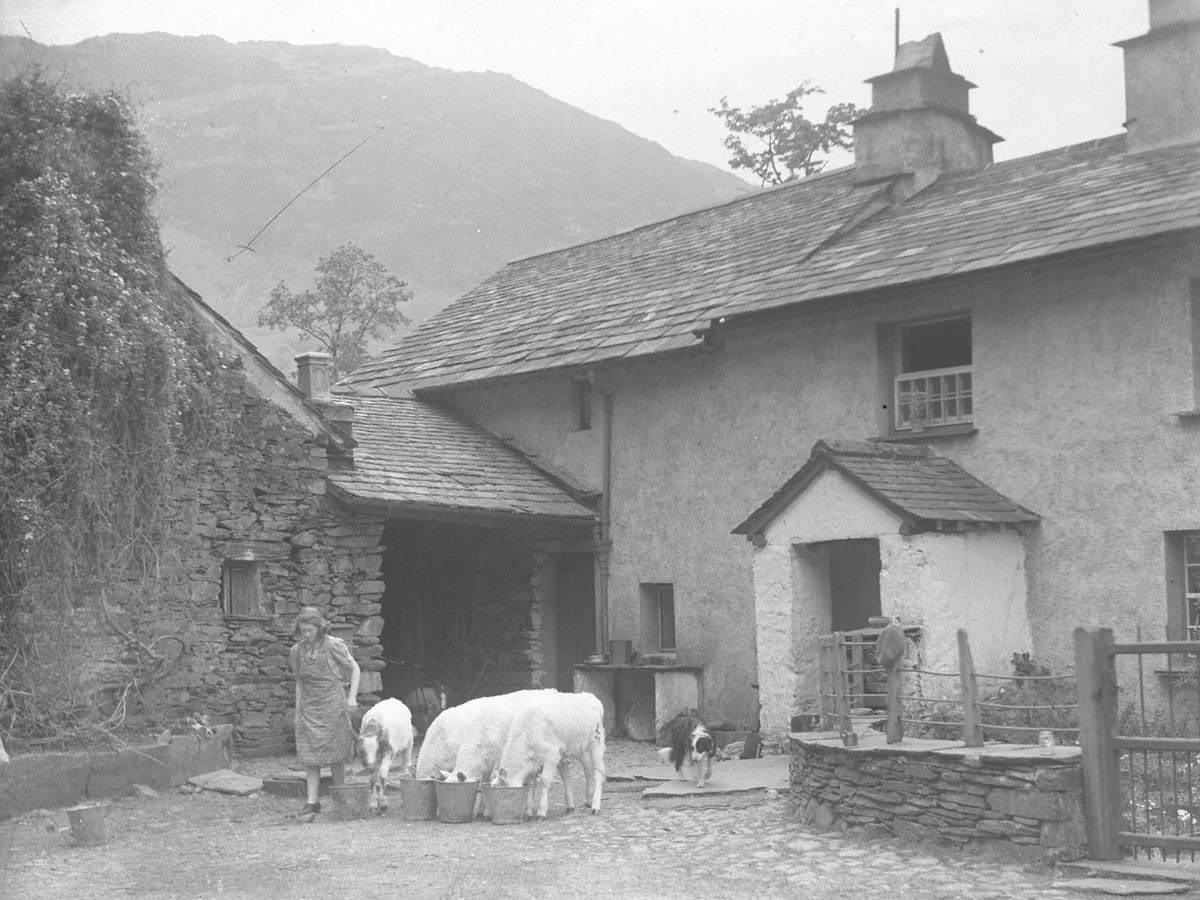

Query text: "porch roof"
[732, 440, 1039, 537]
[329, 394, 596, 525]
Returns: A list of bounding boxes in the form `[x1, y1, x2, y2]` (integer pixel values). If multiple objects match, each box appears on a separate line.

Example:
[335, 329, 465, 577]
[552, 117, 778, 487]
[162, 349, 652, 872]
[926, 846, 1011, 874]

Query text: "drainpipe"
[588, 374, 614, 662]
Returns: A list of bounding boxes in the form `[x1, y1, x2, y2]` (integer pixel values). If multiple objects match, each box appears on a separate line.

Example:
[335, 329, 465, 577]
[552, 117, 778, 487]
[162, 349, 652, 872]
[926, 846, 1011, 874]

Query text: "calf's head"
[357, 720, 386, 768]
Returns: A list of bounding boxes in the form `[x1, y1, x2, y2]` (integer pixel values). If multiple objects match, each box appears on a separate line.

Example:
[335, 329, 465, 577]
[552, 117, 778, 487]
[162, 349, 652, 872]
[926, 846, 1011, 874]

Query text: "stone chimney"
[295, 352, 332, 402]
[1116, 0, 1200, 152]
[853, 33, 1002, 186]
[295, 351, 354, 446]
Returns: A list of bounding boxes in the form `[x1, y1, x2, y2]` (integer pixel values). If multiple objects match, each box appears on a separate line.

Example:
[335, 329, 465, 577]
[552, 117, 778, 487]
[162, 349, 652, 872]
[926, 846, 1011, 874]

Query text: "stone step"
[1053, 877, 1190, 895]
[1059, 860, 1200, 886]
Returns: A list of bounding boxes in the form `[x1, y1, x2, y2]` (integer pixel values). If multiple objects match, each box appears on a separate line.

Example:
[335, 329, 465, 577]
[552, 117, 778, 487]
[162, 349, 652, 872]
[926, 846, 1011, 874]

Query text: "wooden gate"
[1076, 627, 1200, 861]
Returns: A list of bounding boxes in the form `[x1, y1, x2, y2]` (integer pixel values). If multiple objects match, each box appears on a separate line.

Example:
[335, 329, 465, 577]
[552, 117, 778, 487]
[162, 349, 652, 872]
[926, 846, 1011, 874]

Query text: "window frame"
[887, 314, 974, 434]
[639, 582, 676, 654]
[573, 377, 593, 432]
[222, 559, 266, 620]
[1167, 531, 1200, 641]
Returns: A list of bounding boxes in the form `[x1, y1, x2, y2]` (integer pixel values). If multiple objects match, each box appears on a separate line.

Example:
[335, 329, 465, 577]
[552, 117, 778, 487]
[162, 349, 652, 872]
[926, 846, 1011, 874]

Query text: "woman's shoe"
[300, 801, 321, 815]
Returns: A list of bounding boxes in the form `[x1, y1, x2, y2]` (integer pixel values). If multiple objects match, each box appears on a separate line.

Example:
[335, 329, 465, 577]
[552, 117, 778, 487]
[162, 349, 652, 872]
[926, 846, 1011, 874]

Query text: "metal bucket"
[328, 782, 372, 820]
[483, 783, 529, 825]
[66, 801, 109, 846]
[398, 777, 437, 821]
[435, 778, 478, 823]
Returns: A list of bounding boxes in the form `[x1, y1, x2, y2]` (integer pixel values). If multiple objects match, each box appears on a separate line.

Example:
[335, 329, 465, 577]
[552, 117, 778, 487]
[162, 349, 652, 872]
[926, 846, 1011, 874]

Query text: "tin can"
[1038, 730, 1056, 754]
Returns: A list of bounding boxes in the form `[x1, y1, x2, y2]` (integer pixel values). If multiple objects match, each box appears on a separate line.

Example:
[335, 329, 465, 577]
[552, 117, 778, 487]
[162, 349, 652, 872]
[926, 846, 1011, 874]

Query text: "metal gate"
[1076, 627, 1200, 860]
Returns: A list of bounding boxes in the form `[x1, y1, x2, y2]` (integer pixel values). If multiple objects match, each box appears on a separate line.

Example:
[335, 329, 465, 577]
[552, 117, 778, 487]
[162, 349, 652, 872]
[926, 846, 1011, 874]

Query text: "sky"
[1, 1, 1149, 175]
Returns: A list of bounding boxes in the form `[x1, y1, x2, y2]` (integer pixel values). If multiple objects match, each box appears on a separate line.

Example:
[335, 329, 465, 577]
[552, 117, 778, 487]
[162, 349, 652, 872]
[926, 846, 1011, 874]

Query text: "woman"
[290, 606, 361, 815]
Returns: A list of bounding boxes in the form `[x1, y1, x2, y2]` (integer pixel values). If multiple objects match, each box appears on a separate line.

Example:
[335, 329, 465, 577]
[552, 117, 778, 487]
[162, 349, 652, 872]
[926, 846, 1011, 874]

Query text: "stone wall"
[90, 375, 385, 756]
[790, 732, 1085, 861]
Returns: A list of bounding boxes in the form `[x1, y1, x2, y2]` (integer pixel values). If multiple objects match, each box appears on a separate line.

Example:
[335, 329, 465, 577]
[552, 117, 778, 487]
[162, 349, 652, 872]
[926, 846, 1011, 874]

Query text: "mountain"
[0, 33, 751, 368]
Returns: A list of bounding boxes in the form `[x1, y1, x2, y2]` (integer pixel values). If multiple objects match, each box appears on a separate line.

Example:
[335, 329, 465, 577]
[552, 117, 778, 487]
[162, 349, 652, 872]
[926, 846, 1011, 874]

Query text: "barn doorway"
[554, 552, 596, 692]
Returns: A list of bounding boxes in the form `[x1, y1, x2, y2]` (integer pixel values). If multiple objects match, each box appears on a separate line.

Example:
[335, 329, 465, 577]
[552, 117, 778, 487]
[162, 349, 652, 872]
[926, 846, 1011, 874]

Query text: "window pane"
[1187, 565, 1200, 595]
[1185, 534, 1200, 562]
[900, 317, 971, 372]
[658, 586, 676, 652]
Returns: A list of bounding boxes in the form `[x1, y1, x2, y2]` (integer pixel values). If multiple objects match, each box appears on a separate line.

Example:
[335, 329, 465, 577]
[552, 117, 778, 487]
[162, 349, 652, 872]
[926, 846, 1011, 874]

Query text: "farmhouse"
[337, 1, 1200, 744]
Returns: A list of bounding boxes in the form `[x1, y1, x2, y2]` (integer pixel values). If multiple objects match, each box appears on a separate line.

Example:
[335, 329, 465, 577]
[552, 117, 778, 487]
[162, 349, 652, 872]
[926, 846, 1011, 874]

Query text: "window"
[639, 583, 676, 653]
[222, 559, 264, 618]
[1167, 532, 1200, 640]
[573, 377, 593, 431]
[893, 316, 972, 432]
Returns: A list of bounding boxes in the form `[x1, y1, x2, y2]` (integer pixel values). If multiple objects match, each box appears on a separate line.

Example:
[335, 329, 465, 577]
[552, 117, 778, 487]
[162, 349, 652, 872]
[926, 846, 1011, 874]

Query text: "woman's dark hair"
[294, 606, 331, 638]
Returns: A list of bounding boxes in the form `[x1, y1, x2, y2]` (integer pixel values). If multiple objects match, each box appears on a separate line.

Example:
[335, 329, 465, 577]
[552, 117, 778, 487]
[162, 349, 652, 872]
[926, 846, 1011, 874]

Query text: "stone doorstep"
[1060, 860, 1200, 886]
[641, 755, 790, 800]
[1053, 878, 1190, 895]
[187, 769, 264, 796]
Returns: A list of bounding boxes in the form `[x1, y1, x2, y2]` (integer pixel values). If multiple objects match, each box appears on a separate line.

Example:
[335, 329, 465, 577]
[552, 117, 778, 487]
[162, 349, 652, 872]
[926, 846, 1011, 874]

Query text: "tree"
[258, 244, 411, 379]
[710, 82, 859, 186]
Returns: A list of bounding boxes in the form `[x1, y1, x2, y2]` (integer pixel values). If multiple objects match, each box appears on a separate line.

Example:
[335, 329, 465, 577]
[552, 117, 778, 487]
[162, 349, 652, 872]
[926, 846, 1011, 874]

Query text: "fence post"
[1075, 626, 1121, 861]
[849, 630, 866, 708]
[957, 628, 983, 748]
[831, 632, 853, 744]
[885, 663, 904, 744]
[819, 636, 834, 730]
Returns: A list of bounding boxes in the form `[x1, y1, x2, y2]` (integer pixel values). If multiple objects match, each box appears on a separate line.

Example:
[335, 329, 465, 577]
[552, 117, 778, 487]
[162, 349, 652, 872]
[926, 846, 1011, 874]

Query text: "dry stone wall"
[790, 733, 1085, 861]
[104, 382, 385, 756]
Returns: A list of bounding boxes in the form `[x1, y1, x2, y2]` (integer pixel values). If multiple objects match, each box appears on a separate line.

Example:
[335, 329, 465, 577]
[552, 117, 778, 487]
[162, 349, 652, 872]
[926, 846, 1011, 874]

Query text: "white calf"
[357, 698, 414, 812]
[491, 691, 606, 818]
[415, 689, 556, 782]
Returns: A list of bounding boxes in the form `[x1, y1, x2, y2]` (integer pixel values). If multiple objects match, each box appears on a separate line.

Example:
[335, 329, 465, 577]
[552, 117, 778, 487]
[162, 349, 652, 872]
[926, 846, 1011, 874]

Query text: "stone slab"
[188, 769, 263, 796]
[1060, 861, 1200, 886]
[87, 745, 171, 796]
[262, 772, 332, 798]
[166, 725, 233, 786]
[0, 751, 90, 819]
[641, 755, 789, 799]
[1053, 878, 1190, 895]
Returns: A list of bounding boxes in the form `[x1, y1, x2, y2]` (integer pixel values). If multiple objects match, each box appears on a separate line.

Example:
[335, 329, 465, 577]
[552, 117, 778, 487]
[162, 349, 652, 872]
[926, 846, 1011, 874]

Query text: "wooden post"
[885, 662, 904, 743]
[819, 637, 834, 730]
[850, 630, 866, 708]
[832, 632, 853, 743]
[1075, 626, 1122, 861]
[958, 628, 983, 748]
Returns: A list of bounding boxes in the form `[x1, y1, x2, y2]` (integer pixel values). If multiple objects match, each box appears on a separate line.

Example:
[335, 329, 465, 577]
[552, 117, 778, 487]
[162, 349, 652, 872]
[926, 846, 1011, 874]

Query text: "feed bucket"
[483, 784, 529, 825]
[66, 801, 109, 846]
[398, 778, 437, 821]
[434, 778, 479, 823]
[328, 782, 373, 820]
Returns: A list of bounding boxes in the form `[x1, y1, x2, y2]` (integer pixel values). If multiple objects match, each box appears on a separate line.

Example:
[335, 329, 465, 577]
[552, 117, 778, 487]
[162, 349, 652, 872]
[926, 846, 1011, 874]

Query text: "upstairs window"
[1166, 532, 1200, 641]
[223, 559, 265, 618]
[639, 583, 676, 653]
[573, 377, 593, 431]
[894, 316, 973, 431]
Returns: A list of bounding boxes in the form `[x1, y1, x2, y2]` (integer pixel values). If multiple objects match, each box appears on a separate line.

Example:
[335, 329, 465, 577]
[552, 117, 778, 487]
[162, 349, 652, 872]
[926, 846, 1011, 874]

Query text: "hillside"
[0, 33, 751, 367]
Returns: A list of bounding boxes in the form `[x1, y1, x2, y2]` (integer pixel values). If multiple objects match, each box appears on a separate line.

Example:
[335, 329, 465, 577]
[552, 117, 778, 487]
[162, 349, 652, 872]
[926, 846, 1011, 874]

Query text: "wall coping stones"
[790, 733, 1086, 861]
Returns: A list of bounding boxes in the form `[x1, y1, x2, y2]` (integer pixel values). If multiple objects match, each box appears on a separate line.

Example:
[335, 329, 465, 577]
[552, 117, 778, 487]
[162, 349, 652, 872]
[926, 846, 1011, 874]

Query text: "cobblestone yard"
[1, 741, 1110, 899]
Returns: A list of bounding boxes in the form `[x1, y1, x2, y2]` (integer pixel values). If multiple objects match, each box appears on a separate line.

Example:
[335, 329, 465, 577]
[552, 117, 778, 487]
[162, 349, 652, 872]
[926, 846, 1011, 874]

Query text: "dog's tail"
[656, 746, 672, 765]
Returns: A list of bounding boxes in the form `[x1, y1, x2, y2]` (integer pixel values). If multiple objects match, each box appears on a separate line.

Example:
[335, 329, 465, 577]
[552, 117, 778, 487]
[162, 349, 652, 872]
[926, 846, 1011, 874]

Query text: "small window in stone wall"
[574, 377, 593, 431]
[223, 559, 265, 618]
[1166, 531, 1200, 641]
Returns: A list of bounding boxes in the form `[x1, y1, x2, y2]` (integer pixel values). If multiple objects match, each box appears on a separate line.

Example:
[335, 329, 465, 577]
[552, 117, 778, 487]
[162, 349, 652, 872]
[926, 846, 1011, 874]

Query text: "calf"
[491, 691, 606, 818]
[357, 698, 414, 813]
[415, 689, 556, 781]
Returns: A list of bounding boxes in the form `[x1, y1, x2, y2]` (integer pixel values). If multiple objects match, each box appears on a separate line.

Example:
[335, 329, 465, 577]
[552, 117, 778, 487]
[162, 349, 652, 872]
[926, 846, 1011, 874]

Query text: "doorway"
[554, 552, 596, 692]
[827, 538, 882, 632]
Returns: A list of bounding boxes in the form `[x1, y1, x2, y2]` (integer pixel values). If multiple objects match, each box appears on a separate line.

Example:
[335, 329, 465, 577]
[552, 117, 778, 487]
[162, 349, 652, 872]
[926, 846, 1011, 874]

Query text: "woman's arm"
[346, 655, 361, 709]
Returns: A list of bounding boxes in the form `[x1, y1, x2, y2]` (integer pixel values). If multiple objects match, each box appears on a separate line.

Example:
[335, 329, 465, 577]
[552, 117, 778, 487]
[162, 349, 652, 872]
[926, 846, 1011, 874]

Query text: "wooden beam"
[958, 628, 983, 748]
[1075, 626, 1122, 861]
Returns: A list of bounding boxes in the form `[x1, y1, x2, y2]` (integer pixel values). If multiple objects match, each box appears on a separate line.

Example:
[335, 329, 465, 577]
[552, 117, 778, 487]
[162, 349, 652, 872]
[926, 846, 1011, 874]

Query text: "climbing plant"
[0, 71, 235, 747]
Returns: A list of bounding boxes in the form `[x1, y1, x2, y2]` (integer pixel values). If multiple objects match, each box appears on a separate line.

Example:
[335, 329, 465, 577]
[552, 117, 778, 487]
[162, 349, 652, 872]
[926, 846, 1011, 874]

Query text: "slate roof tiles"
[341, 134, 1200, 393]
[733, 440, 1039, 536]
[328, 395, 595, 522]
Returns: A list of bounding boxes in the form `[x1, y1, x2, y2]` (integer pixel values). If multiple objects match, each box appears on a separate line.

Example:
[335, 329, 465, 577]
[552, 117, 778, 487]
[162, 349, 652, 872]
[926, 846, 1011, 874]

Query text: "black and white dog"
[657, 714, 716, 788]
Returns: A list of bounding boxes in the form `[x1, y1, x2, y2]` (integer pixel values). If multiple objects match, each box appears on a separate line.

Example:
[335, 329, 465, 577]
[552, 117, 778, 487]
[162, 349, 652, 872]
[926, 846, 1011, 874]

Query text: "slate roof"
[328, 395, 595, 523]
[732, 440, 1039, 537]
[342, 134, 1200, 394]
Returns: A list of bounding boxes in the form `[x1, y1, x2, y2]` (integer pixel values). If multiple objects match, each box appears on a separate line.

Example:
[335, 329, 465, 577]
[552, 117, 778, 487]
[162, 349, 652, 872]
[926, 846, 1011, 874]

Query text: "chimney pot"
[295, 352, 332, 402]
